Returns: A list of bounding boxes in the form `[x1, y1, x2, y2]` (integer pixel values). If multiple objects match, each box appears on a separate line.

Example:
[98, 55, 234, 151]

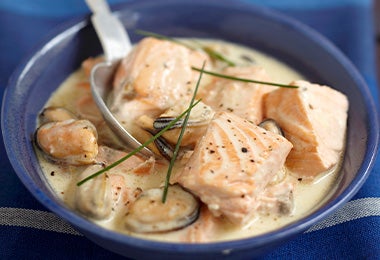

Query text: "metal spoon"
[85, 0, 152, 157]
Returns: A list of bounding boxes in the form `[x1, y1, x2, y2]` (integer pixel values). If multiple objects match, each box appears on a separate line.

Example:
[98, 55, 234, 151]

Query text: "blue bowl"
[2, 0, 379, 258]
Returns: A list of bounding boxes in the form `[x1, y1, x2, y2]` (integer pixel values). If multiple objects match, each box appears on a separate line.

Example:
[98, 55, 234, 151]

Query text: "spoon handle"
[85, 0, 111, 14]
[85, 0, 131, 62]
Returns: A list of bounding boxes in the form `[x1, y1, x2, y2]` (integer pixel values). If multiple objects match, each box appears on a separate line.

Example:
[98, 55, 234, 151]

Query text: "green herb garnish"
[76, 100, 201, 186]
[135, 29, 236, 67]
[201, 46, 236, 67]
[162, 62, 206, 203]
[191, 66, 299, 88]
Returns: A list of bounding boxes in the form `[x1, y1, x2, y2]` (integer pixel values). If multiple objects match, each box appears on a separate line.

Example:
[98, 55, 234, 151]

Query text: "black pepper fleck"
[241, 147, 248, 153]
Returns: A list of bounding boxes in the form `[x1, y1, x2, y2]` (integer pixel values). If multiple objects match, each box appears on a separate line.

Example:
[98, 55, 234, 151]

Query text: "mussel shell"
[154, 136, 174, 161]
[39, 107, 77, 124]
[35, 119, 98, 165]
[124, 185, 200, 233]
[258, 118, 284, 136]
[75, 164, 113, 219]
[153, 117, 208, 130]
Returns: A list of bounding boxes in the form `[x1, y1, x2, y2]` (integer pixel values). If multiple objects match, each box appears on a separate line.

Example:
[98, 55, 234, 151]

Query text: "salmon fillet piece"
[257, 181, 294, 216]
[112, 37, 210, 117]
[81, 56, 104, 78]
[200, 66, 276, 124]
[176, 111, 293, 225]
[180, 205, 220, 243]
[264, 80, 349, 179]
[96, 146, 157, 175]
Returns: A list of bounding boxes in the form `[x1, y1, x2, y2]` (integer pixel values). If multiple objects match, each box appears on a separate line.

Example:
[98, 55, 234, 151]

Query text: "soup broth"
[35, 38, 344, 242]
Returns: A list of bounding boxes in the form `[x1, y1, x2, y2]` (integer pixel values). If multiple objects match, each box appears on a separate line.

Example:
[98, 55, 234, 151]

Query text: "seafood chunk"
[76, 146, 160, 219]
[75, 95, 125, 149]
[38, 107, 76, 124]
[199, 66, 276, 124]
[176, 111, 293, 225]
[137, 101, 215, 148]
[124, 185, 200, 233]
[258, 181, 294, 216]
[153, 101, 215, 130]
[111, 37, 210, 122]
[258, 118, 284, 137]
[264, 80, 349, 179]
[75, 164, 138, 219]
[180, 205, 220, 243]
[35, 119, 98, 165]
[75, 94, 103, 125]
[81, 56, 104, 78]
[96, 145, 157, 176]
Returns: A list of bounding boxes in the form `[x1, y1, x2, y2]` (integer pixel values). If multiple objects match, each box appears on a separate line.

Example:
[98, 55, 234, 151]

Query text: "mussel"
[258, 118, 284, 136]
[75, 165, 112, 219]
[35, 119, 98, 165]
[124, 185, 200, 233]
[75, 165, 128, 219]
[38, 107, 77, 124]
[153, 135, 175, 161]
[153, 101, 215, 130]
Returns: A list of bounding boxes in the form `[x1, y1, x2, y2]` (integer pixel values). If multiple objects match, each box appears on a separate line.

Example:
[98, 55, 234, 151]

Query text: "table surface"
[1, 1, 380, 259]
[376, 0, 380, 81]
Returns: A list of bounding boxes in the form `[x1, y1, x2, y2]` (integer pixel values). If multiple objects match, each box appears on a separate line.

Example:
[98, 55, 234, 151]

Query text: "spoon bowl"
[89, 60, 153, 157]
[86, 0, 152, 156]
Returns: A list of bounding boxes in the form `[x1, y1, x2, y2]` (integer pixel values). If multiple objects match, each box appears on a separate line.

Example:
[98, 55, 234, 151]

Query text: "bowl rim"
[2, 0, 379, 254]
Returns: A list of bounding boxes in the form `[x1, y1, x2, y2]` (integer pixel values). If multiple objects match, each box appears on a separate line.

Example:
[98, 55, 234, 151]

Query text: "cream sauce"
[36, 39, 340, 242]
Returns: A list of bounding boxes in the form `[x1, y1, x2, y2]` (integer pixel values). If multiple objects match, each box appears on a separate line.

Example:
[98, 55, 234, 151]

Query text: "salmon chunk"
[176, 111, 293, 225]
[180, 206, 220, 243]
[200, 66, 276, 124]
[257, 181, 294, 216]
[264, 80, 349, 179]
[111, 37, 210, 120]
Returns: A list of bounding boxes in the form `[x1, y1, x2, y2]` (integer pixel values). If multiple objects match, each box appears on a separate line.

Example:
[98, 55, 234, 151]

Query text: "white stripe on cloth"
[0, 207, 82, 235]
[306, 197, 380, 233]
[0, 197, 379, 235]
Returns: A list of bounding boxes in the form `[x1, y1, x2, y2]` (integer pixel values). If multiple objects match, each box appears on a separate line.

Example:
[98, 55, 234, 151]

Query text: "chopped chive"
[76, 100, 201, 186]
[191, 67, 299, 89]
[201, 46, 236, 67]
[161, 62, 206, 203]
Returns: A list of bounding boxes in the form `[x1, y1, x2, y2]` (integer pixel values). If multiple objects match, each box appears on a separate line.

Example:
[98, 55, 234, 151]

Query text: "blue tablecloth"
[1, 0, 379, 259]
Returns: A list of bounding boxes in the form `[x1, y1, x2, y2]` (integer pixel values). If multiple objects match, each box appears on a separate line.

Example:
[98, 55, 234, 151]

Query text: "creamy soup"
[34, 38, 346, 242]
